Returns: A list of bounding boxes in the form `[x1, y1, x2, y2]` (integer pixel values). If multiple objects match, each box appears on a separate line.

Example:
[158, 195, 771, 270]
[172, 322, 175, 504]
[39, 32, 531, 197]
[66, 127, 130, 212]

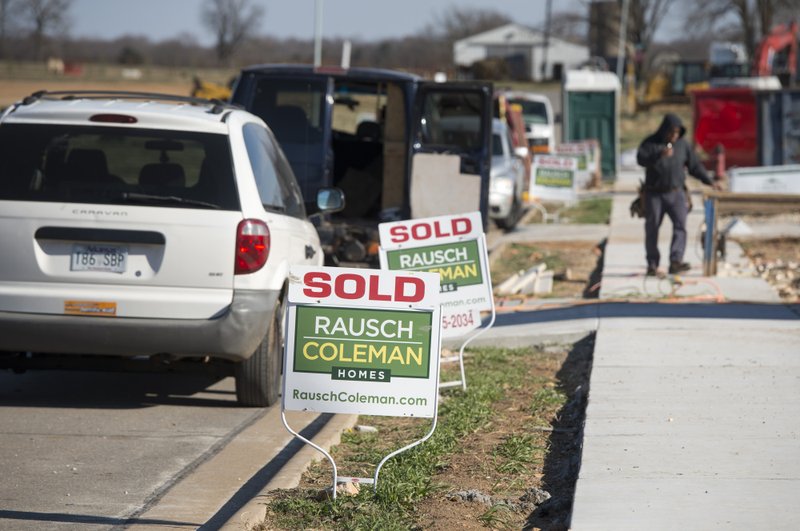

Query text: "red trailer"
[692, 87, 759, 169]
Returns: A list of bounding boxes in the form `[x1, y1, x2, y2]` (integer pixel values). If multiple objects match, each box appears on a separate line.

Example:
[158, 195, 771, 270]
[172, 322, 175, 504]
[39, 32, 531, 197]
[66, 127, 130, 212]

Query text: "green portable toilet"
[562, 70, 620, 179]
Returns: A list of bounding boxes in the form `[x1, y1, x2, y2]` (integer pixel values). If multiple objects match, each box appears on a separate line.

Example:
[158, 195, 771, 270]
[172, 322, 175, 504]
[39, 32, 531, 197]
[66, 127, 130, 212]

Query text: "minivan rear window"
[0, 124, 239, 210]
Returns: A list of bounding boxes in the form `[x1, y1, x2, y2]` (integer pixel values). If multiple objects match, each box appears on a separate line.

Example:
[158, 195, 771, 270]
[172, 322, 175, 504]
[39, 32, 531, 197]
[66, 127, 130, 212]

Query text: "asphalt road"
[0, 369, 263, 530]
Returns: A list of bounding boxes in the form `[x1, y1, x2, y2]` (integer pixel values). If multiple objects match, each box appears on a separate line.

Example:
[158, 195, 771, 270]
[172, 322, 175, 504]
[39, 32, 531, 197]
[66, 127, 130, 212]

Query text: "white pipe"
[341, 40, 351, 68]
[313, 0, 323, 67]
[616, 0, 630, 81]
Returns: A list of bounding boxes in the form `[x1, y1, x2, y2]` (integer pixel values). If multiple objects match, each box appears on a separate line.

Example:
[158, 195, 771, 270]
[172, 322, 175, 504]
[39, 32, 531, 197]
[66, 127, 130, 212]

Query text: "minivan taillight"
[235, 219, 270, 274]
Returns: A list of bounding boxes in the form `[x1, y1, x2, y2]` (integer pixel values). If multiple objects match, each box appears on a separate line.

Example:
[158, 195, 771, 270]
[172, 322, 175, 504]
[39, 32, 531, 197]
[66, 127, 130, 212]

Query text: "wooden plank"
[702, 192, 800, 216]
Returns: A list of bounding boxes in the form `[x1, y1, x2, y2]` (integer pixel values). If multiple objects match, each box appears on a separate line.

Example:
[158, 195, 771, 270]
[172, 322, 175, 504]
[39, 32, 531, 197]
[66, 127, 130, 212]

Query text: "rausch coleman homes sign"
[284, 266, 442, 418]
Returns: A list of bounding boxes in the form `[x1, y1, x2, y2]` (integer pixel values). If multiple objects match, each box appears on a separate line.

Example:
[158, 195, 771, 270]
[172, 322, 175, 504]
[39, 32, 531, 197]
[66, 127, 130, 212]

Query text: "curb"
[218, 412, 358, 530]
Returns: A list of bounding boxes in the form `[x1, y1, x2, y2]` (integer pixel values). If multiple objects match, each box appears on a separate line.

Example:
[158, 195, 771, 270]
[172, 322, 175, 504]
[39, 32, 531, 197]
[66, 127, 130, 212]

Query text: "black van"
[231, 65, 493, 266]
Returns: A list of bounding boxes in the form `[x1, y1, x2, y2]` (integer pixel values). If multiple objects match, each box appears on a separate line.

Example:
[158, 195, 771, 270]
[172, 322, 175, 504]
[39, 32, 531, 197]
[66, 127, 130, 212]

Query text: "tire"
[495, 193, 521, 231]
[235, 298, 283, 407]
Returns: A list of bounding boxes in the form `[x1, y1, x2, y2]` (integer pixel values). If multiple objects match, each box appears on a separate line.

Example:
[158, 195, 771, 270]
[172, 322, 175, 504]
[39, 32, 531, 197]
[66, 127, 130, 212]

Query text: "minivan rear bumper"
[0, 289, 279, 362]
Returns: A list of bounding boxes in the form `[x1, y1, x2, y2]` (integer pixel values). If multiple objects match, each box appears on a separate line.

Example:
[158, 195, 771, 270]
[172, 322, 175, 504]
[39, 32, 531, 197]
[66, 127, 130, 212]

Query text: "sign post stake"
[439, 233, 496, 391]
[280, 409, 340, 499]
[373, 404, 438, 488]
[527, 200, 559, 223]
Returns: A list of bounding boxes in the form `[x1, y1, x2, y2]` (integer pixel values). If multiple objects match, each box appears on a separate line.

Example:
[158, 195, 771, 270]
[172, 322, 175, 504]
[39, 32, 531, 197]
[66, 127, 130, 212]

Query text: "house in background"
[454, 23, 590, 81]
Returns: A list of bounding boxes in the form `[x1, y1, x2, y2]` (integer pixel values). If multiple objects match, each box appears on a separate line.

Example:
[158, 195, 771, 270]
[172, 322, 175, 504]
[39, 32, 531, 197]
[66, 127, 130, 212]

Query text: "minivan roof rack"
[20, 90, 240, 115]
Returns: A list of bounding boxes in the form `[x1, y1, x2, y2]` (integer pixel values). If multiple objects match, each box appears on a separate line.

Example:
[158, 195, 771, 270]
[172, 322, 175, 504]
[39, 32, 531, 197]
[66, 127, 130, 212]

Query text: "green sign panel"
[570, 154, 588, 170]
[535, 167, 574, 188]
[384, 240, 482, 290]
[293, 305, 433, 381]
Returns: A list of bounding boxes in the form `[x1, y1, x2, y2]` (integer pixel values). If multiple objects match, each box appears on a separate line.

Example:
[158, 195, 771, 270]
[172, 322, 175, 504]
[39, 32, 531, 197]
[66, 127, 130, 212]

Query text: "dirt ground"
[414, 339, 594, 531]
[0, 79, 190, 108]
[490, 241, 603, 301]
[488, 215, 798, 304]
[736, 236, 800, 302]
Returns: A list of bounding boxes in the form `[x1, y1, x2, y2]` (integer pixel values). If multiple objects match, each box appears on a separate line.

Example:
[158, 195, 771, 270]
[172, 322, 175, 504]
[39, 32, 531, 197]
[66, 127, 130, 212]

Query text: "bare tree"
[628, 0, 675, 55]
[684, 0, 800, 59]
[0, 0, 13, 58]
[626, 0, 677, 80]
[548, 11, 588, 44]
[426, 6, 512, 43]
[13, 0, 71, 59]
[201, 0, 264, 65]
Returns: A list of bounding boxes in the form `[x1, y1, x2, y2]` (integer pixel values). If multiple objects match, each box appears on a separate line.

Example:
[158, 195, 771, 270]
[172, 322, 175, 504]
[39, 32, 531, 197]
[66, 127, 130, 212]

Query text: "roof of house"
[455, 23, 586, 50]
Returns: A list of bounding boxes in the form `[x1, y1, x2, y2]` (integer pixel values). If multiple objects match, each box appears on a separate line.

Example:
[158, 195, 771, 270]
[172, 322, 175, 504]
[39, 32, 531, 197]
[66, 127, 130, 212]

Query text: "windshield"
[419, 91, 484, 153]
[492, 133, 504, 156]
[509, 99, 549, 125]
[0, 123, 238, 210]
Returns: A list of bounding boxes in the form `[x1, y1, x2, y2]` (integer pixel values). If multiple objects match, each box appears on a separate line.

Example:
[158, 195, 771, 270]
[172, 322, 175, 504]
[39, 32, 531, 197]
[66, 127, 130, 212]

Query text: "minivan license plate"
[71, 244, 128, 273]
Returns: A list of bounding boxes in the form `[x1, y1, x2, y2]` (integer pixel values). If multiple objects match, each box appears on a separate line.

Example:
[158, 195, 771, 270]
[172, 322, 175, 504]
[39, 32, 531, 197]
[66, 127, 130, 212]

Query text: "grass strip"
[258, 346, 571, 530]
[559, 197, 612, 224]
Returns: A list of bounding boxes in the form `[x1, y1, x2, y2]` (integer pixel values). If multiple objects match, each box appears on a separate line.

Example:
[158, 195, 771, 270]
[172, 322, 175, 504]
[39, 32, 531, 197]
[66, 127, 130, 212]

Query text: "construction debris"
[495, 263, 554, 296]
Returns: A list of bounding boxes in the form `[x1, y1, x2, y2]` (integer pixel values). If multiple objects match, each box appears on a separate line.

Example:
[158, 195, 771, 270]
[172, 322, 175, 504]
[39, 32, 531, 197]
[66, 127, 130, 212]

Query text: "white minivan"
[0, 91, 340, 406]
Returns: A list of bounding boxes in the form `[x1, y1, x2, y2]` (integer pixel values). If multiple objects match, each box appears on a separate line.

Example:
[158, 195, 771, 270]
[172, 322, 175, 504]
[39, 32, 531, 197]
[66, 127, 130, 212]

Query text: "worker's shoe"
[646, 266, 658, 277]
[669, 261, 691, 274]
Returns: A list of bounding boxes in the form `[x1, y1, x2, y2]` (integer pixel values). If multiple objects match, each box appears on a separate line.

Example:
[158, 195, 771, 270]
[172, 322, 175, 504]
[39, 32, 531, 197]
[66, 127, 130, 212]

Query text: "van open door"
[411, 82, 492, 228]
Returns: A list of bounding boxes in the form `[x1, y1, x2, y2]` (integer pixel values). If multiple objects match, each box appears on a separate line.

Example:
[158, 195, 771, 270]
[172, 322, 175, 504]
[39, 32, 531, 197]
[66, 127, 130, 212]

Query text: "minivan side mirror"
[316, 187, 345, 213]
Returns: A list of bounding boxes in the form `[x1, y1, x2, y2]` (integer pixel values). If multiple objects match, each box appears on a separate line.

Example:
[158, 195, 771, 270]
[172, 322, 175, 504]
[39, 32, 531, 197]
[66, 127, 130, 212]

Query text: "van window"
[250, 79, 327, 202]
[419, 92, 483, 152]
[242, 123, 306, 218]
[0, 124, 238, 210]
[492, 132, 504, 156]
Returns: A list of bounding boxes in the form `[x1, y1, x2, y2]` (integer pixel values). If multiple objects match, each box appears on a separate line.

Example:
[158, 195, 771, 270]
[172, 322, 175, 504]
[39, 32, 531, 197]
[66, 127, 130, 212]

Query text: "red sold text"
[388, 217, 472, 243]
[303, 271, 425, 302]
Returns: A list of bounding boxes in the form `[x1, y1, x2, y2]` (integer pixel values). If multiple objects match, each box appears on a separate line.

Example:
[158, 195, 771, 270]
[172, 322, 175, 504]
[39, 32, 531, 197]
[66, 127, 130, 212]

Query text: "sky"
[67, 0, 589, 46]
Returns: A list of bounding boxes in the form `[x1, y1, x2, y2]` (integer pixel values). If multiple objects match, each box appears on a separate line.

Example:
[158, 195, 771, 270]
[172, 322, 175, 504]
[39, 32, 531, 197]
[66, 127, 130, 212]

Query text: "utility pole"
[541, 0, 552, 81]
[616, 0, 630, 81]
[313, 0, 323, 67]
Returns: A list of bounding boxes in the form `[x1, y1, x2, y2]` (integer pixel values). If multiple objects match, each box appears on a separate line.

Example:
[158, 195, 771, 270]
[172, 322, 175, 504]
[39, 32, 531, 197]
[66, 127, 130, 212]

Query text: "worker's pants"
[644, 187, 688, 268]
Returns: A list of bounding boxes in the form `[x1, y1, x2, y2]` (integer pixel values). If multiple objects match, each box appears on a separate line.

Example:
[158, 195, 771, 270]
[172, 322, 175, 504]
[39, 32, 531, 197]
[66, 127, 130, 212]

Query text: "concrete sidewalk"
[569, 169, 800, 530]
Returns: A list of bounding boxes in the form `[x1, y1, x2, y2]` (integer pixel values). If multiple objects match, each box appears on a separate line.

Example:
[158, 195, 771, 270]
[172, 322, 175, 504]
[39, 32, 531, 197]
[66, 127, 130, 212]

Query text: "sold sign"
[285, 266, 441, 417]
[379, 212, 492, 339]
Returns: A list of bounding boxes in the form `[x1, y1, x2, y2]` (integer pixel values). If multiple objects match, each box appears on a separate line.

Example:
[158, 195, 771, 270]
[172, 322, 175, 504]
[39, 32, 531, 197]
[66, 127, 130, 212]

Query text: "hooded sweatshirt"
[636, 113, 712, 191]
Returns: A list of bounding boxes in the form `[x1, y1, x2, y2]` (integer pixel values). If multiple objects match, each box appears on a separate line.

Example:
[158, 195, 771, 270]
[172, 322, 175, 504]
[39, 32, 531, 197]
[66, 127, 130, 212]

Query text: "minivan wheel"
[496, 193, 521, 231]
[235, 299, 282, 407]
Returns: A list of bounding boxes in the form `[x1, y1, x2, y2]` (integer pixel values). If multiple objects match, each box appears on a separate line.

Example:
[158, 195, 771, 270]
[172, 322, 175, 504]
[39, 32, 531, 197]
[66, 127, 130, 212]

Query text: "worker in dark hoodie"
[637, 113, 722, 276]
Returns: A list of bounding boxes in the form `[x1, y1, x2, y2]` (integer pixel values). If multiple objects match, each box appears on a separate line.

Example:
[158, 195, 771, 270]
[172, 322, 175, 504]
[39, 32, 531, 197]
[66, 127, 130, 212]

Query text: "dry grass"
[0, 62, 236, 108]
